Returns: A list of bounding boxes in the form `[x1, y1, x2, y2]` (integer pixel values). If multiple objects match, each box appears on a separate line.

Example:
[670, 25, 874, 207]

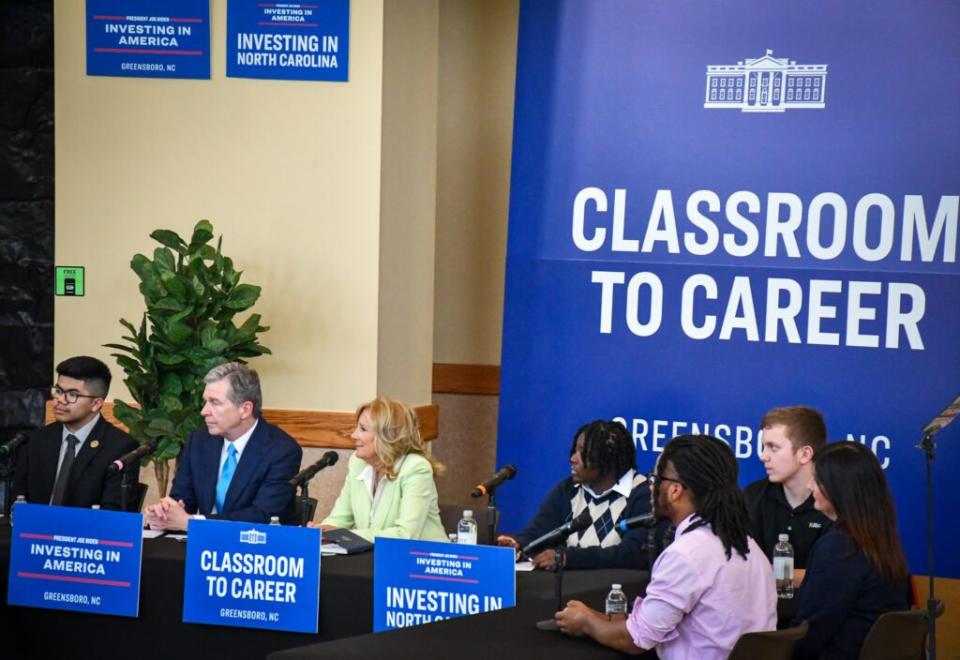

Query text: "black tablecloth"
[269, 586, 646, 660]
[0, 522, 649, 659]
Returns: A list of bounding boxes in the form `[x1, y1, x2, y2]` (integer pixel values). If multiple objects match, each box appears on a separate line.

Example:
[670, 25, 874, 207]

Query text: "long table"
[0, 522, 649, 659]
[269, 585, 655, 660]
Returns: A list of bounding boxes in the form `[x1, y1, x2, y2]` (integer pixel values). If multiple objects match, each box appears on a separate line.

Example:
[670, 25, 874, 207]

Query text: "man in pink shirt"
[555, 434, 777, 658]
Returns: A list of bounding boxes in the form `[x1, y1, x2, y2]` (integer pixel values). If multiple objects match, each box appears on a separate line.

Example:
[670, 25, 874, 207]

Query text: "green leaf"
[156, 353, 188, 366]
[112, 354, 142, 374]
[153, 247, 176, 272]
[160, 394, 183, 412]
[160, 372, 183, 396]
[144, 417, 176, 438]
[224, 284, 261, 310]
[150, 297, 183, 312]
[112, 400, 144, 429]
[150, 229, 188, 254]
[165, 320, 193, 345]
[130, 254, 154, 282]
[157, 437, 184, 461]
[159, 271, 188, 300]
[189, 220, 215, 250]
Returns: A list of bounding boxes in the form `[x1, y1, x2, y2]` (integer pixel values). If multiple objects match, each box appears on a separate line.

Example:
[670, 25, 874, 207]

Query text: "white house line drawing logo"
[704, 50, 827, 113]
[240, 529, 267, 544]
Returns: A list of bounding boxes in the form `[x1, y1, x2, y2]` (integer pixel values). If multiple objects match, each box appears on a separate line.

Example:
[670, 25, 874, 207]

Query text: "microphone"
[289, 450, 339, 487]
[522, 509, 592, 557]
[108, 440, 158, 473]
[616, 512, 659, 533]
[470, 464, 517, 498]
[0, 432, 29, 457]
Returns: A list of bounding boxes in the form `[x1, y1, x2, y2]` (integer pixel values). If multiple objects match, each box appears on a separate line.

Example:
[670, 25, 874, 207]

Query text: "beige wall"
[432, 0, 517, 366]
[55, 1, 403, 412]
[55, 1, 515, 520]
[378, 0, 438, 403]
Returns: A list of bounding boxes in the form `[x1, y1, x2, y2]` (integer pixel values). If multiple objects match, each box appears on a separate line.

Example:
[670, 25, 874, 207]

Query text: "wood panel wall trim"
[432, 363, 500, 395]
[44, 401, 439, 449]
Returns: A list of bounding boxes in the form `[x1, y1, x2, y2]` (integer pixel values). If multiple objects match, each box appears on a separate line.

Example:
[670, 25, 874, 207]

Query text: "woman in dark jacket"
[792, 441, 909, 659]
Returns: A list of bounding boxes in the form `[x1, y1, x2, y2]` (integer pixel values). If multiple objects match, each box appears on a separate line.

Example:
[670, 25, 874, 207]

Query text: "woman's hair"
[569, 419, 636, 481]
[813, 441, 908, 584]
[359, 398, 444, 480]
[660, 434, 753, 560]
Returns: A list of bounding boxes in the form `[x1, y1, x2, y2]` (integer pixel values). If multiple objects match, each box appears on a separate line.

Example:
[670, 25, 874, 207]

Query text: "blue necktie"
[216, 444, 238, 513]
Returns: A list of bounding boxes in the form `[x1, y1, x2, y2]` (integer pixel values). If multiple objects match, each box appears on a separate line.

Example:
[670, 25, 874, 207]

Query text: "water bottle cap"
[778, 533, 789, 542]
[463, 510, 473, 518]
[612, 584, 621, 590]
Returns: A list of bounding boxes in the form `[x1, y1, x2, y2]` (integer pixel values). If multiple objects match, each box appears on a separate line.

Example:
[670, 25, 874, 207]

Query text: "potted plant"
[104, 220, 271, 496]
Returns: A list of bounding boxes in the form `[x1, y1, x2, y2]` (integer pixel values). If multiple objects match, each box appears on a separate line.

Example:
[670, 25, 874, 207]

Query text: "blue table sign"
[182, 519, 322, 633]
[226, 0, 349, 81]
[7, 503, 144, 617]
[86, 0, 211, 79]
[373, 538, 516, 632]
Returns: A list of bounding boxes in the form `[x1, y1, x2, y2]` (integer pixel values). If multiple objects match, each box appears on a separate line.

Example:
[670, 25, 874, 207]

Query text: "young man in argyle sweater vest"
[497, 419, 654, 570]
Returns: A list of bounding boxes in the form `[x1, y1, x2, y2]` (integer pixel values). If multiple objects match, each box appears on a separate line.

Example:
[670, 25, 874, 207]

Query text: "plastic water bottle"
[605, 583, 628, 619]
[269, 516, 281, 526]
[774, 533, 795, 599]
[12, 495, 26, 526]
[457, 510, 478, 545]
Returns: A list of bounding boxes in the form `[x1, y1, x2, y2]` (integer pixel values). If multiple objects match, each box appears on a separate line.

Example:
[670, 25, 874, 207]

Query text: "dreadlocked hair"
[569, 419, 636, 482]
[661, 434, 752, 560]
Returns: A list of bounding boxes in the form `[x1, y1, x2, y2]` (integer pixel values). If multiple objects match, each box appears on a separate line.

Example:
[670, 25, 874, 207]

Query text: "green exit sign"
[55, 266, 85, 296]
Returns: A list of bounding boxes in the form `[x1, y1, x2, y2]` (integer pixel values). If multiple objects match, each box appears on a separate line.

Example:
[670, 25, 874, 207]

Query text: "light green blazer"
[322, 452, 447, 542]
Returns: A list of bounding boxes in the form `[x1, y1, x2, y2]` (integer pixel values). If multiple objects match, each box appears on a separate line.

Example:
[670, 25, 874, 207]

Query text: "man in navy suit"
[145, 362, 301, 530]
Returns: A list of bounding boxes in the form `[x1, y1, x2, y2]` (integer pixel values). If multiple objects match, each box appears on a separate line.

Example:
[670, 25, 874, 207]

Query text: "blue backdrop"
[497, 0, 960, 579]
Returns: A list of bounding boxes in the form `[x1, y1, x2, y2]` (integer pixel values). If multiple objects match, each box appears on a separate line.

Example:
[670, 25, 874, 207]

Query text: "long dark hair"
[570, 419, 636, 481]
[813, 442, 908, 584]
[660, 435, 752, 560]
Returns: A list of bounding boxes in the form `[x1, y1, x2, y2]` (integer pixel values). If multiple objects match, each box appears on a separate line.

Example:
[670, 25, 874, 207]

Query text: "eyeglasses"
[51, 386, 101, 404]
[645, 471, 685, 488]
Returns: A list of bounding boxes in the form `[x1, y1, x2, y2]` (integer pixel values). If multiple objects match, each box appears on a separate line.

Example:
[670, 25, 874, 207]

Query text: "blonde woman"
[313, 398, 447, 542]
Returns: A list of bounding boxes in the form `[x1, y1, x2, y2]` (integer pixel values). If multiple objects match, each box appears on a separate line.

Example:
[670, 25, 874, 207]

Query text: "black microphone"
[289, 451, 339, 487]
[470, 464, 517, 498]
[0, 432, 29, 457]
[617, 512, 659, 533]
[108, 440, 158, 473]
[522, 509, 592, 557]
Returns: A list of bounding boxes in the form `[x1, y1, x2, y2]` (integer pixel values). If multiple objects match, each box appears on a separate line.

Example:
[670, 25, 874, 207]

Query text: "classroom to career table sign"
[86, 0, 211, 79]
[226, 0, 349, 81]
[7, 504, 144, 617]
[182, 520, 322, 633]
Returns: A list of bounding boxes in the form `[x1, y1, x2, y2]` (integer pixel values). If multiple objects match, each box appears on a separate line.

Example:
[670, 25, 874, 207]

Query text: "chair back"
[134, 482, 148, 512]
[858, 602, 945, 660]
[727, 621, 808, 660]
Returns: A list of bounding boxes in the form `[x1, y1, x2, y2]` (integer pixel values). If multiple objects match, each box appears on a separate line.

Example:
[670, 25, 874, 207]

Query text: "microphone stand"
[0, 455, 15, 517]
[120, 468, 137, 513]
[916, 394, 959, 660]
[486, 491, 498, 545]
[553, 546, 566, 613]
[297, 481, 316, 528]
[533, 546, 567, 631]
[919, 429, 939, 660]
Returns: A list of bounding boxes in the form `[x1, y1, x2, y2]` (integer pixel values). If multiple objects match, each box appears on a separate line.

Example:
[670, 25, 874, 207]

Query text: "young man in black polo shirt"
[744, 406, 832, 569]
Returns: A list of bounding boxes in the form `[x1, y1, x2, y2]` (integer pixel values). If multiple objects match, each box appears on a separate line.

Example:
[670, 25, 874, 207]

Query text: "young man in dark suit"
[13, 356, 138, 510]
[145, 362, 302, 530]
